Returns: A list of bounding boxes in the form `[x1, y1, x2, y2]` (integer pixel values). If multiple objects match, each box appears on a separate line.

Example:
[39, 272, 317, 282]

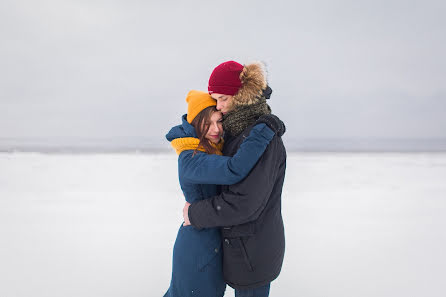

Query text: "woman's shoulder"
[178, 150, 205, 163]
[178, 150, 215, 178]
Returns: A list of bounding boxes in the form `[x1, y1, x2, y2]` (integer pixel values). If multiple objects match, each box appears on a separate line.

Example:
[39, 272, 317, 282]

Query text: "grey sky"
[1, 0, 445, 149]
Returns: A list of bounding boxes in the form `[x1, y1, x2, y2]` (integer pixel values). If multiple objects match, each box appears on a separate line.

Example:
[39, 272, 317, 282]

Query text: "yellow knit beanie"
[186, 90, 217, 123]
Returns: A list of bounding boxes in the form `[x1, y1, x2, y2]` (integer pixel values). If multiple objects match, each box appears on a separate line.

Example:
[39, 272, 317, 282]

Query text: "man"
[183, 60, 287, 297]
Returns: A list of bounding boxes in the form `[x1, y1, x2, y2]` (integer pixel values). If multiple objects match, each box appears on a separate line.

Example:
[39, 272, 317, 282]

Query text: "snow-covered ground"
[1, 152, 445, 297]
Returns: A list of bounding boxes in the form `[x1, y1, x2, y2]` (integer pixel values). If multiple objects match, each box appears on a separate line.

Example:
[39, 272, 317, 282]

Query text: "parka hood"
[165, 114, 197, 142]
[233, 62, 268, 106]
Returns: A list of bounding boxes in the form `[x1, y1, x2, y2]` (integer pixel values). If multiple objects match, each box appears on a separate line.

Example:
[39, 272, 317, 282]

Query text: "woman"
[164, 90, 280, 297]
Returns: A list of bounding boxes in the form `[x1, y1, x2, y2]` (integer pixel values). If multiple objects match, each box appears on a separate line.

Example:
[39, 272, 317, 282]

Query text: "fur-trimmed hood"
[233, 62, 268, 106]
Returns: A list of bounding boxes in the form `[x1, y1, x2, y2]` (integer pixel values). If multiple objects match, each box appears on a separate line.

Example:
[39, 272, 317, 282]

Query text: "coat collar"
[166, 114, 197, 141]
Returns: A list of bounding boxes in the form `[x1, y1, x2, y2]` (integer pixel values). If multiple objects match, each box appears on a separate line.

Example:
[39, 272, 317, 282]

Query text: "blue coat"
[163, 115, 275, 297]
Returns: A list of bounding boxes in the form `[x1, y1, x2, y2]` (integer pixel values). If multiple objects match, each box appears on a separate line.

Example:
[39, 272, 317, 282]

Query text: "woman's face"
[205, 111, 223, 144]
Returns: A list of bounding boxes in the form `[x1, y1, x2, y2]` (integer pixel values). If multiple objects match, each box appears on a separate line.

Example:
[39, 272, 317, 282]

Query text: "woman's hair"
[191, 105, 220, 155]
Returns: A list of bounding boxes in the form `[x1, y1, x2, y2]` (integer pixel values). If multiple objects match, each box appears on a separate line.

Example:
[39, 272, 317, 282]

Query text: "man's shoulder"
[223, 123, 286, 157]
[263, 134, 286, 159]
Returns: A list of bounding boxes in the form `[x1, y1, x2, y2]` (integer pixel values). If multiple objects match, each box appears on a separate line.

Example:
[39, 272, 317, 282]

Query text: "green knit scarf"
[222, 98, 271, 137]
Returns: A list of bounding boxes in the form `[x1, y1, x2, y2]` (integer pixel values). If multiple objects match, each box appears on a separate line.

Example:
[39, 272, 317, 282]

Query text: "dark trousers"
[235, 283, 270, 297]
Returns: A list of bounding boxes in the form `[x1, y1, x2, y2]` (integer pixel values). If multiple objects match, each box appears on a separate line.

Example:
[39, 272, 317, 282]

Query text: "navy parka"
[188, 122, 287, 290]
[163, 115, 275, 297]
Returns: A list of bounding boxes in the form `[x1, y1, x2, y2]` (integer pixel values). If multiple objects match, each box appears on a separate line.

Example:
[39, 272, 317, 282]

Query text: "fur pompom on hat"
[186, 90, 216, 123]
[208, 61, 268, 106]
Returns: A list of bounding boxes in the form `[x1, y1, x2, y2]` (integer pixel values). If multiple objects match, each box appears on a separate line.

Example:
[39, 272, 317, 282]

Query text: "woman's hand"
[183, 202, 191, 226]
[256, 114, 286, 136]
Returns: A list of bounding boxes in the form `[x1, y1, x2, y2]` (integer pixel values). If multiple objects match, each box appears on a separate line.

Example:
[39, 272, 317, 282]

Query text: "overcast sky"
[1, 0, 445, 149]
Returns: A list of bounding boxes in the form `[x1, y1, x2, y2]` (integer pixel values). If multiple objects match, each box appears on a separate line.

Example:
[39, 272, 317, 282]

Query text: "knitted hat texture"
[186, 90, 217, 123]
[208, 61, 244, 96]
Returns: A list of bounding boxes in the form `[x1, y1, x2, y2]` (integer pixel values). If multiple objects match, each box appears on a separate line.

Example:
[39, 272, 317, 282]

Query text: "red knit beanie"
[208, 61, 244, 96]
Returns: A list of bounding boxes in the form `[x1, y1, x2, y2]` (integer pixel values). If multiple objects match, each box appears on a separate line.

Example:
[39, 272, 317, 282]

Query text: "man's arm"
[186, 137, 283, 228]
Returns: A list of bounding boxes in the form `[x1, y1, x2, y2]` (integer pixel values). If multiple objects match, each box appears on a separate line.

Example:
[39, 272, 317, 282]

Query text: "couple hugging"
[164, 60, 287, 297]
